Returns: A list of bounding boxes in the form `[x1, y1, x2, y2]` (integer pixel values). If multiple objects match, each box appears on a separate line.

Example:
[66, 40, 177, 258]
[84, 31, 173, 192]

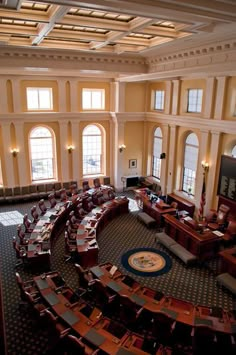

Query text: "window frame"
[82, 88, 105, 110]
[29, 126, 57, 182]
[182, 133, 199, 196]
[82, 124, 103, 176]
[187, 89, 203, 113]
[26, 87, 53, 111]
[154, 90, 165, 111]
[152, 127, 162, 180]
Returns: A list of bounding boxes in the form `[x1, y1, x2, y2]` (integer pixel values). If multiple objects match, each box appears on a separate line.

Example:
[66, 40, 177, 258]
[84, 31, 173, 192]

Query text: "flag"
[198, 176, 206, 220]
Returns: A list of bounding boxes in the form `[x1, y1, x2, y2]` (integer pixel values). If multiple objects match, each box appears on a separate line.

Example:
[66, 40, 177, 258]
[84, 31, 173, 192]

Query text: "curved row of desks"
[24, 188, 129, 270]
[90, 263, 236, 336]
[33, 271, 167, 355]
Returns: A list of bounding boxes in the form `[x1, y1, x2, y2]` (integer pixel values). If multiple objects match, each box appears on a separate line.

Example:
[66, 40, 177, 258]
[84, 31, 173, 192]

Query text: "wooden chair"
[119, 294, 143, 331]
[151, 311, 175, 347]
[48, 193, 57, 208]
[192, 325, 216, 355]
[15, 272, 38, 302]
[38, 199, 48, 215]
[59, 188, 68, 202]
[93, 178, 101, 188]
[24, 291, 48, 318]
[64, 231, 77, 262]
[17, 224, 30, 245]
[92, 279, 118, 317]
[206, 204, 230, 231]
[12, 237, 27, 267]
[30, 205, 39, 224]
[44, 308, 70, 341]
[23, 213, 35, 233]
[222, 220, 236, 246]
[66, 334, 99, 354]
[82, 180, 90, 192]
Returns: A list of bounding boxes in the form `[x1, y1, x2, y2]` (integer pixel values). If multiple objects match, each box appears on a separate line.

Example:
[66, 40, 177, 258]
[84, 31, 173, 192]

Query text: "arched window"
[182, 133, 199, 195]
[83, 125, 102, 175]
[29, 126, 56, 181]
[232, 145, 236, 158]
[152, 127, 162, 179]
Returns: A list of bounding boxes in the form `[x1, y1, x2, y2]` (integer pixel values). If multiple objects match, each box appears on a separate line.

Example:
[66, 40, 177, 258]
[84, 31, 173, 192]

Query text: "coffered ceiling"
[0, 1, 235, 78]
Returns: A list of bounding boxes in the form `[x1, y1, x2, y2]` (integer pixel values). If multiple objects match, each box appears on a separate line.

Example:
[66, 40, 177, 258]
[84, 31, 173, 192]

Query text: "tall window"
[232, 145, 236, 158]
[26, 87, 53, 110]
[187, 89, 203, 113]
[182, 133, 199, 195]
[83, 125, 102, 175]
[154, 90, 165, 110]
[30, 126, 55, 181]
[82, 89, 105, 110]
[152, 127, 162, 179]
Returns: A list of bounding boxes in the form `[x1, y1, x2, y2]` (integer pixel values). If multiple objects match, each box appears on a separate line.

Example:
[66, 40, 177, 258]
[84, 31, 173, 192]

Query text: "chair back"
[74, 263, 91, 289]
[38, 199, 47, 214]
[31, 206, 39, 223]
[193, 325, 216, 353]
[59, 188, 67, 202]
[17, 224, 25, 242]
[151, 311, 175, 345]
[216, 204, 230, 224]
[48, 193, 57, 208]
[82, 180, 90, 192]
[94, 178, 101, 188]
[23, 214, 32, 229]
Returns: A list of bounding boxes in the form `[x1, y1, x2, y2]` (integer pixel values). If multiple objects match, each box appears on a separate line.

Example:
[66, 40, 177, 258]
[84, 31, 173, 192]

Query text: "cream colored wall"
[224, 76, 236, 120]
[123, 121, 144, 176]
[125, 83, 146, 112]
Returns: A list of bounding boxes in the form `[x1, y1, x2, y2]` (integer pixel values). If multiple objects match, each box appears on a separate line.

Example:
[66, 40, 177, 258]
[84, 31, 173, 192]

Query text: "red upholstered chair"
[30, 205, 39, 224]
[48, 193, 57, 208]
[119, 294, 143, 331]
[64, 231, 77, 262]
[66, 334, 99, 355]
[206, 204, 230, 231]
[74, 263, 94, 290]
[65, 220, 77, 239]
[24, 291, 49, 318]
[151, 311, 175, 347]
[12, 237, 27, 267]
[192, 325, 217, 354]
[59, 188, 68, 202]
[222, 220, 236, 245]
[44, 308, 70, 339]
[68, 210, 82, 228]
[70, 183, 78, 196]
[15, 272, 38, 301]
[17, 224, 30, 245]
[23, 213, 35, 233]
[92, 279, 118, 316]
[93, 178, 101, 188]
[38, 199, 48, 215]
[83, 196, 94, 212]
[82, 180, 90, 192]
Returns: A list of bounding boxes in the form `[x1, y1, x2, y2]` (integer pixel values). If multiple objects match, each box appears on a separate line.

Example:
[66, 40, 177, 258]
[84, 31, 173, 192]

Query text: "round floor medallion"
[121, 248, 172, 277]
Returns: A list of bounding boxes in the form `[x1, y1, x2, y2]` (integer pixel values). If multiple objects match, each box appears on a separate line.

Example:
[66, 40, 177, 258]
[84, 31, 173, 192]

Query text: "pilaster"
[1, 122, 15, 187]
[14, 121, 28, 186]
[57, 79, 67, 112]
[203, 78, 215, 119]
[214, 76, 228, 120]
[59, 121, 70, 182]
[171, 80, 180, 115]
[0, 79, 8, 114]
[166, 124, 177, 194]
[71, 121, 80, 182]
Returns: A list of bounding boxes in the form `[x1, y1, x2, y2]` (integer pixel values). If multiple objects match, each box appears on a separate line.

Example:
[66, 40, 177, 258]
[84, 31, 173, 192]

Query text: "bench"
[137, 212, 156, 228]
[216, 273, 236, 295]
[155, 232, 197, 266]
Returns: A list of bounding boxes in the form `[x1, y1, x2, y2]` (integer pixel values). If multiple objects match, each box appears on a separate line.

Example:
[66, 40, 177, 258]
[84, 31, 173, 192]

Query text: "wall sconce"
[11, 148, 19, 157]
[119, 144, 126, 153]
[201, 160, 209, 172]
[67, 145, 75, 153]
[160, 152, 166, 159]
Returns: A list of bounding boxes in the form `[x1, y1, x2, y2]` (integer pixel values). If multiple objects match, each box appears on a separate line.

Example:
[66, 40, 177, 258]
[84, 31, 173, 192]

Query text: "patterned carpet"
[0, 191, 236, 354]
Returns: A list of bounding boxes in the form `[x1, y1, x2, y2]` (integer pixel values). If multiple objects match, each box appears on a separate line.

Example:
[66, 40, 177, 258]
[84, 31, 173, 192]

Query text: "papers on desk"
[109, 265, 118, 277]
[212, 230, 224, 237]
[183, 216, 192, 221]
[88, 238, 96, 246]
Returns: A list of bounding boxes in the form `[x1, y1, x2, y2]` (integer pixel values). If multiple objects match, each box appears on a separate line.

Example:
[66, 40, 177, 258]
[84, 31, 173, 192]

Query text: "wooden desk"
[219, 248, 236, 277]
[88, 263, 236, 336]
[167, 193, 195, 217]
[164, 214, 220, 260]
[134, 189, 176, 225]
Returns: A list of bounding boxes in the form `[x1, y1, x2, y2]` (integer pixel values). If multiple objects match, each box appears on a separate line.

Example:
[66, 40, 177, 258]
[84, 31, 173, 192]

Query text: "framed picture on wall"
[129, 159, 137, 168]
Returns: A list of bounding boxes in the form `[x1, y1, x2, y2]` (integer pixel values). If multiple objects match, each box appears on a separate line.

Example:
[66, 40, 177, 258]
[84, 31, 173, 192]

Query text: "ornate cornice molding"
[147, 39, 236, 73]
[0, 46, 147, 74]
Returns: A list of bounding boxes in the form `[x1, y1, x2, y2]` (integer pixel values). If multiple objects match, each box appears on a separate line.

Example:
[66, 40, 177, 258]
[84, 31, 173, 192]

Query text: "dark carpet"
[0, 191, 236, 354]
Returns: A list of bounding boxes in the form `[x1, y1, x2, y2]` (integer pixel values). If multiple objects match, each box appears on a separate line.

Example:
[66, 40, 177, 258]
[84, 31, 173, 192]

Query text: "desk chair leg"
[15, 260, 23, 268]
[65, 255, 71, 262]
